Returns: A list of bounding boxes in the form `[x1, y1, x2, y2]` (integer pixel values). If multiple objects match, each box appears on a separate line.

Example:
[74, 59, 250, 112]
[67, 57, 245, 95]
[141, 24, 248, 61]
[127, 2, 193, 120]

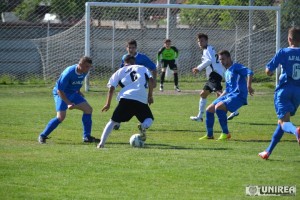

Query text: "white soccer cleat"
[227, 111, 239, 120]
[96, 143, 104, 148]
[190, 116, 203, 122]
[174, 86, 181, 92]
[159, 84, 163, 92]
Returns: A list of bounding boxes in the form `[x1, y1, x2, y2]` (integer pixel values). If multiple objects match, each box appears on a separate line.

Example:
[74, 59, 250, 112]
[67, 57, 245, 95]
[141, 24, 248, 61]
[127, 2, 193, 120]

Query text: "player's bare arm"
[102, 86, 115, 112]
[192, 67, 200, 74]
[148, 77, 154, 105]
[265, 68, 274, 76]
[57, 89, 75, 109]
[247, 75, 255, 96]
[151, 70, 157, 88]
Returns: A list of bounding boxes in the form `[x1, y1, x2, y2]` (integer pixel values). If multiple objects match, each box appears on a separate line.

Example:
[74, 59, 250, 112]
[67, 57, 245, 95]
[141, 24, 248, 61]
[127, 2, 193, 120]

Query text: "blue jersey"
[53, 65, 87, 95]
[224, 63, 253, 100]
[266, 47, 300, 87]
[120, 52, 156, 70]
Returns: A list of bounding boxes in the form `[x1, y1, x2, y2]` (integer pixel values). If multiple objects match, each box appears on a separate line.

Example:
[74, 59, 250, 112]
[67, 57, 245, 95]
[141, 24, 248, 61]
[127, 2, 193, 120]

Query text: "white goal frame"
[84, 2, 281, 91]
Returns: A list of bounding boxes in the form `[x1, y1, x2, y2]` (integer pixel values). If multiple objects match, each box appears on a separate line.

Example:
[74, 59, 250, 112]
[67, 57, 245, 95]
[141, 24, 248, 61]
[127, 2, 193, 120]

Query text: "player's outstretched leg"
[38, 117, 61, 144]
[258, 124, 284, 160]
[199, 111, 215, 140]
[216, 109, 231, 141]
[138, 118, 153, 142]
[190, 98, 206, 122]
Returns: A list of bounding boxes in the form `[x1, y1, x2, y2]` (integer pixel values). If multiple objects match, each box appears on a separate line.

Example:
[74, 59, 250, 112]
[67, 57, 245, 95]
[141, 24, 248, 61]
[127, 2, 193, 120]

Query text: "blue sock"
[266, 124, 284, 154]
[40, 118, 61, 137]
[206, 111, 214, 137]
[82, 114, 92, 138]
[216, 109, 229, 134]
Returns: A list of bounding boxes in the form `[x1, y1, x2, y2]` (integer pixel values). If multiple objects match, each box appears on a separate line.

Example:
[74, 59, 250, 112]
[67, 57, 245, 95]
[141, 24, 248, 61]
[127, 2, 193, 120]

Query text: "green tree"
[13, 0, 154, 23]
[14, 0, 42, 22]
[180, 0, 222, 27]
[281, 0, 300, 28]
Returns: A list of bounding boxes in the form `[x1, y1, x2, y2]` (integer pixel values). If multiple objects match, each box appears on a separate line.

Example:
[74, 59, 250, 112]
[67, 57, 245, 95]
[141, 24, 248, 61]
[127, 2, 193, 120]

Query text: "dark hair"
[288, 27, 300, 43]
[124, 55, 135, 65]
[197, 33, 208, 40]
[165, 39, 171, 43]
[80, 56, 92, 64]
[127, 39, 137, 47]
[218, 50, 231, 58]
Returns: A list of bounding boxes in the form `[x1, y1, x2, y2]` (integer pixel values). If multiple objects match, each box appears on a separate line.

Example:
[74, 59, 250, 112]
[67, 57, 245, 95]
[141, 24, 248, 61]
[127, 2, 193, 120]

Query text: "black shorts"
[112, 98, 154, 123]
[203, 71, 223, 93]
[161, 60, 177, 70]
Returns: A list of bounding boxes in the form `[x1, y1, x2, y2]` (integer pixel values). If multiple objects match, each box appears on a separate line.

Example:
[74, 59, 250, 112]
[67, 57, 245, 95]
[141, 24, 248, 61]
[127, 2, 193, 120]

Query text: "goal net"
[32, 2, 280, 89]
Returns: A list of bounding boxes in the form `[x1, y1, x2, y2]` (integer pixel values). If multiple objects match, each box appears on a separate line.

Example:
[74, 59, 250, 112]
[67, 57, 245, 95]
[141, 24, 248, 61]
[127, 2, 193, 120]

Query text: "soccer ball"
[129, 134, 144, 148]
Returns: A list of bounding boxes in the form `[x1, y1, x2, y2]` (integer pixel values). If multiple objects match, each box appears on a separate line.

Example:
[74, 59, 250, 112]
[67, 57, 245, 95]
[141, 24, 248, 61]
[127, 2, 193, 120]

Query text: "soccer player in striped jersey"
[97, 55, 154, 148]
[157, 39, 180, 92]
[199, 50, 254, 141]
[190, 33, 228, 122]
[38, 56, 98, 143]
[259, 27, 300, 160]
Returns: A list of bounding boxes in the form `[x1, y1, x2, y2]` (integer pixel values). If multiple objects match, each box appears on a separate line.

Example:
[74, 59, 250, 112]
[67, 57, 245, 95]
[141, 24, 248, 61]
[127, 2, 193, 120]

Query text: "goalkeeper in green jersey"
[157, 39, 180, 92]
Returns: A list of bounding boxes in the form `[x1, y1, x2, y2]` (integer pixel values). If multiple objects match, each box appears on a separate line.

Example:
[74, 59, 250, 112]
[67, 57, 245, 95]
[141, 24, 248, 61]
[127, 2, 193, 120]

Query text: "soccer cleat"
[38, 135, 49, 144]
[217, 133, 231, 141]
[258, 151, 270, 160]
[138, 124, 147, 141]
[296, 127, 300, 145]
[113, 124, 120, 130]
[83, 136, 99, 143]
[227, 111, 239, 120]
[159, 85, 164, 92]
[190, 116, 203, 122]
[174, 86, 181, 92]
[96, 143, 104, 149]
[199, 135, 214, 140]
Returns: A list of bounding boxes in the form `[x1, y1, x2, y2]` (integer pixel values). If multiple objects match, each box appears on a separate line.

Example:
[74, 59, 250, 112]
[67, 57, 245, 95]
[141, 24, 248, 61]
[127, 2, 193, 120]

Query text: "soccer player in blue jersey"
[97, 55, 154, 148]
[259, 27, 300, 160]
[38, 56, 98, 144]
[120, 39, 157, 87]
[199, 50, 254, 141]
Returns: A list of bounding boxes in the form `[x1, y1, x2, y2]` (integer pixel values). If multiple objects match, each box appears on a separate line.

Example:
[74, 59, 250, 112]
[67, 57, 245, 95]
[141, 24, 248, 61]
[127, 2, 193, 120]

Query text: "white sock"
[141, 118, 153, 129]
[99, 120, 119, 146]
[198, 98, 207, 118]
[281, 122, 297, 135]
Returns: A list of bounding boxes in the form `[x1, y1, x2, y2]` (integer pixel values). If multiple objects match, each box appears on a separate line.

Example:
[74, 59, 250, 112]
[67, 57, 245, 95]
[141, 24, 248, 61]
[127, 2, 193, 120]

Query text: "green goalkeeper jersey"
[157, 46, 179, 61]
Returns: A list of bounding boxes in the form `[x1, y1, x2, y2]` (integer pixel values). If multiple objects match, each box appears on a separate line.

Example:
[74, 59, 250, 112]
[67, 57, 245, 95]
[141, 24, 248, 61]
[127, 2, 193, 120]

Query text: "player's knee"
[200, 91, 209, 98]
[206, 104, 215, 113]
[84, 104, 93, 114]
[57, 115, 66, 122]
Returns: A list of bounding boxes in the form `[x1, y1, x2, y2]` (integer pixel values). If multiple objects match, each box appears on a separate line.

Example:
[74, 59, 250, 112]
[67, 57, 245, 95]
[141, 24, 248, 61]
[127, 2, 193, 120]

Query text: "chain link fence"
[0, 1, 298, 87]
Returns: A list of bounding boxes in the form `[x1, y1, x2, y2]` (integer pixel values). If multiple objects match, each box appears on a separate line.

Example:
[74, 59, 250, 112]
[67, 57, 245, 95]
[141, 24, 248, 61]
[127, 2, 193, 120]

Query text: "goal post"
[84, 2, 281, 91]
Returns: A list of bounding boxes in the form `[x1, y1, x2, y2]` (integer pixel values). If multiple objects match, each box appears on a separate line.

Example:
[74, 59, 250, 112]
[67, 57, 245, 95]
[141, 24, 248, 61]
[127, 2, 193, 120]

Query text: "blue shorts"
[54, 92, 87, 111]
[274, 84, 300, 119]
[213, 93, 247, 113]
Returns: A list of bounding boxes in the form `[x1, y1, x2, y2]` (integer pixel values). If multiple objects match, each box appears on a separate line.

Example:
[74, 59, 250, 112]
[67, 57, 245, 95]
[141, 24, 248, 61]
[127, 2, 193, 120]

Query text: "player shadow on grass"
[104, 142, 231, 151]
[231, 139, 297, 143]
[233, 122, 276, 126]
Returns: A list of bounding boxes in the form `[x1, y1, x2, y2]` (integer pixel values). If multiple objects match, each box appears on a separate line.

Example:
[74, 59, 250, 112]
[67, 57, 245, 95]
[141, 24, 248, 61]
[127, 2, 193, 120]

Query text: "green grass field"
[0, 81, 299, 199]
